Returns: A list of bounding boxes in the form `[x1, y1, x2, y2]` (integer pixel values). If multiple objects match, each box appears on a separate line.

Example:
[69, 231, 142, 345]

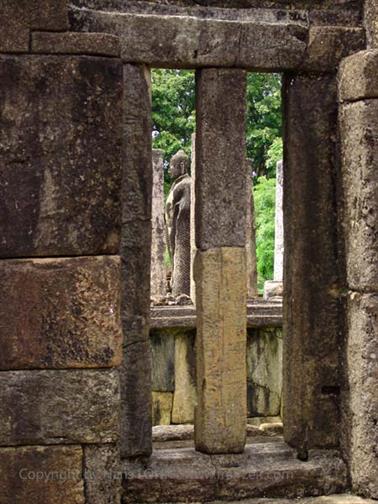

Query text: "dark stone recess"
[283, 73, 344, 451]
[0, 55, 122, 258]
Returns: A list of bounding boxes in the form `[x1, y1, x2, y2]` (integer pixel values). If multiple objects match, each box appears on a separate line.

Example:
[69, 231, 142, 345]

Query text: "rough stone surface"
[121, 444, 347, 503]
[0, 256, 122, 370]
[364, 0, 378, 47]
[151, 149, 167, 302]
[32, 32, 121, 57]
[209, 495, 376, 504]
[194, 248, 247, 453]
[152, 391, 173, 425]
[339, 50, 378, 102]
[0, 445, 84, 504]
[303, 27, 365, 72]
[0, 370, 119, 445]
[0, 55, 122, 258]
[172, 331, 196, 424]
[0, 0, 68, 53]
[264, 280, 284, 300]
[152, 424, 194, 442]
[247, 329, 283, 417]
[190, 133, 197, 303]
[84, 444, 121, 504]
[72, 8, 307, 70]
[151, 329, 175, 392]
[283, 73, 342, 451]
[345, 293, 378, 499]
[195, 68, 247, 250]
[120, 63, 152, 458]
[339, 100, 378, 292]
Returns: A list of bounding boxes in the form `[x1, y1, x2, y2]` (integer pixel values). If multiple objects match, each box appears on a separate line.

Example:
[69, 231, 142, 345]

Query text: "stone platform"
[122, 440, 347, 503]
[150, 299, 283, 329]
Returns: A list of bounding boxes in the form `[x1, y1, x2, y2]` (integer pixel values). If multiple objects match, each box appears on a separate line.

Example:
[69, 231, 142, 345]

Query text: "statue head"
[169, 150, 189, 179]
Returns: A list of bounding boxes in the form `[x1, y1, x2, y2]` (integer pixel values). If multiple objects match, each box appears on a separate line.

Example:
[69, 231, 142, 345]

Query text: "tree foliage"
[151, 69, 282, 284]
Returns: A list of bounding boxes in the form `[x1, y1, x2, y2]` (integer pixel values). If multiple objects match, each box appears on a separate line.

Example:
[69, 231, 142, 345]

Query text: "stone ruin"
[0, 1, 377, 503]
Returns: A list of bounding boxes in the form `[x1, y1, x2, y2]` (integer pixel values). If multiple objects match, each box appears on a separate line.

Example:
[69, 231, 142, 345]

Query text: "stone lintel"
[122, 444, 347, 502]
[0, 445, 84, 504]
[0, 370, 120, 446]
[194, 248, 247, 454]
[69, 7, 365, 71]
[339, 50, 378, 102]
[0, 256, 122, 370]
[31, 32, 121, 57]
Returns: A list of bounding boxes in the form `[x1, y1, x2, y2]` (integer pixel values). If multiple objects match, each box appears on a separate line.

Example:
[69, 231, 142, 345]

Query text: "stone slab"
[0, 256, 122, 370]
[121, 443, 347, 502]
[0, 55, 122, 258]
[150, 300, 283, 329]
[283, 73, 342, 450]
[0, 445, 84, 504]
[0, 370, 119, 445]
[195, 68, 247, 250]
[151, 329, 175, 392]
[152, 391, 173, 425]
[364, 0, 378, 48]
[247, 329, 282, 417]
[172, 331, 196, 424]
[32, 32, 121, 57]
[339, 100, 378, 292]
[0, 0, 68, 53]
[194, 248, 247, 453]
[84, 444, 121, 504]
[339, 50, 378, 102]
[120, 63, 153, 458]
[346, 292, 378, 499]
[209, 495, 376, 504]
[70, 7, 364, 71]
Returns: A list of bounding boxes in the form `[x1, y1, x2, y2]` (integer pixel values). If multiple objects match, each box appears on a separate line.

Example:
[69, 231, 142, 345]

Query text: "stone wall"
[151, 327, 283, 425]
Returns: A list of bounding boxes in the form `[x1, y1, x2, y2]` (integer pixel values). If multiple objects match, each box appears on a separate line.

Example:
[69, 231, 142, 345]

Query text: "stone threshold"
[150, 299, 283, 329]
[122, 442, 347, 502]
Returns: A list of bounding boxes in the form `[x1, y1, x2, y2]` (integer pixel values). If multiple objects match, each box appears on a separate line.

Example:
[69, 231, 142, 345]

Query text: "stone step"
[122, 442, 347, 503]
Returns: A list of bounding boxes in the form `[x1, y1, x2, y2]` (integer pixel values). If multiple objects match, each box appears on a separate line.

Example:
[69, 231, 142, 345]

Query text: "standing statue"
[165, 150, 191, 299]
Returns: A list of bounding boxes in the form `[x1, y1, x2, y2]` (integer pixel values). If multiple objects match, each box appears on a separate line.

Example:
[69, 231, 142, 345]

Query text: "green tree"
[253, 176, 276, 291]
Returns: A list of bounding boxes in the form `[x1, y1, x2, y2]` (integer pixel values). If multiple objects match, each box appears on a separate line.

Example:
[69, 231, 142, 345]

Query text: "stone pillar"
[120, 64, 153, 458]
[190, 133, 197, 304]
[246, 161, 258, 299]
[274, 160, 284, 282]
[194, 68, 247, 454]
[151, 149, 166, 302]
[282, 73, 342, 454]
[339, 50, 378, 499]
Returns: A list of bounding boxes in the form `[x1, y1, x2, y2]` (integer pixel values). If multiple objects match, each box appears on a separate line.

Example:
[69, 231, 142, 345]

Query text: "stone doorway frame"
[69, 1, 365, 460]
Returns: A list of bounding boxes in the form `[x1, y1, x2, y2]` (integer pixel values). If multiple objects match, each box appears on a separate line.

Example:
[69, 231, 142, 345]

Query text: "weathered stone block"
[339, 50, 378, 102]
[120, 63, 152, 458]
[346, 292, 378, 499]
[247, 329, 283, 417]
[195, 68, 247, 250]
[32, 32, 121, 57]
[0, 256, 122, 370]
[194, 248, 247, 453]
[151, 329, 175, 392]
[303, 27, 365, 72]
[0, 370, 119, 445]
[84, 444, 122, 504]
[283, 73, 342, 450]
[339, 100, 378, 292]
[0, 445, 84, 504]
[152, 391, 173, 425]
[0, 0, 68, 53]
[0, 55, 122, 258]
[172, 331, 196, 424]
[364, 0, 378, 48]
